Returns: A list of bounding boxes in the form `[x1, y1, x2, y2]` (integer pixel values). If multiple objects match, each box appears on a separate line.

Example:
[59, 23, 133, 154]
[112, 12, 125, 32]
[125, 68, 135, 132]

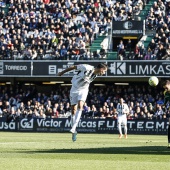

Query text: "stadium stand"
[0, 0, 166, 60]
[0, 83, 168, 120]
[0, 0, 169, 122]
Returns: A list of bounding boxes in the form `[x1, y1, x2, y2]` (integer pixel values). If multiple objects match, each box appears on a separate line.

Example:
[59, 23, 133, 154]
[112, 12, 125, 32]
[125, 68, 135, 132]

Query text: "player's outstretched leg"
[71, 132, 77, 142]
[70, 109, 82, 142]
[71, 114, 75, 127]
[70, 126, 77, 142]
[70, 109, 82, 132]
[71, 114, 76, 142]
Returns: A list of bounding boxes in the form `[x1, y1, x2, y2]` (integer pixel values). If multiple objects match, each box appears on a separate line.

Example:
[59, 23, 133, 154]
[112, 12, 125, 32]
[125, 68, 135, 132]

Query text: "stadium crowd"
[145, 0, 170, 60]
[0, 0, 156, 60]
[0, 84, 169, 121]
[117, 0, 170, 60]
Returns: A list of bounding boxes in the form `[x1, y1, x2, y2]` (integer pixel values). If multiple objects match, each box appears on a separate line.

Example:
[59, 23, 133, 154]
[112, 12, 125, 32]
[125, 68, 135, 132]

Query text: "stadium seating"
[106, 52, 118, 60]
[144, 35, 154, 49]
[0, 0, 167, 61]
[90, 35, 106, 52]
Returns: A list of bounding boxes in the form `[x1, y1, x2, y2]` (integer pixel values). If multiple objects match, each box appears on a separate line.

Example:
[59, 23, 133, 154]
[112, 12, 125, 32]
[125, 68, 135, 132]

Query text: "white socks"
[118, 124, 127, 135]
[71, 109, 82, 133]
[124, 126, 127, 135]
[71, 114, 75, 127]
[118, 124, 122, 135]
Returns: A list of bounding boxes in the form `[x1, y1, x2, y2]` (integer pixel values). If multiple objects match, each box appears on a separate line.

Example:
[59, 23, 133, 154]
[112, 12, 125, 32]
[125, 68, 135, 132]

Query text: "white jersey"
[116, 103, 129, 116]
[71, 64, 97, 90]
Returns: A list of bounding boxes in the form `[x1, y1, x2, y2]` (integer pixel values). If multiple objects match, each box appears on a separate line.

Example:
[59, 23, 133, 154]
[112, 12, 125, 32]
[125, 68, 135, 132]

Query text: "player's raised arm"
[57, 65, 77, 76]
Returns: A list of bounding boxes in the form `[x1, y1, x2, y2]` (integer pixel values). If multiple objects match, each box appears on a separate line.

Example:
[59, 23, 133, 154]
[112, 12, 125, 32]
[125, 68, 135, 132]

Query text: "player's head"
[95, 63, 108, 76]
[119, 98, 124, 104]
[162, 80, 170, 92]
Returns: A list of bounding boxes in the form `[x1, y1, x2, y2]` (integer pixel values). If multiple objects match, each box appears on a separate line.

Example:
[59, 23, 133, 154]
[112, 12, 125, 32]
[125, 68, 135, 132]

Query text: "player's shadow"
[20, 146, 170, 155]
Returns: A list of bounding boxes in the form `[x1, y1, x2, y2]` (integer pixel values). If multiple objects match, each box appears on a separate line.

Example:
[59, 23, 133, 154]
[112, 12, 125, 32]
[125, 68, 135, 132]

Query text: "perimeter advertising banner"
[0, 118, 16, 131]
[112, 21, 143, 36]
[32, 61, 101, 76]
[0, 118, 168, 135]
[32, 61, 170, 77]
[0, 61, 170, 77]
[0, 61, 31, 76]
[107, 61, 170, 77]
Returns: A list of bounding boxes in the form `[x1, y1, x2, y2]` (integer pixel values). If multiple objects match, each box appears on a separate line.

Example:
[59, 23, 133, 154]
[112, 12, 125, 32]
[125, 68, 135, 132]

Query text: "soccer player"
[116, 98, 129, 139]
[162, 80, 170, 148]
[57, 63, 108, 141]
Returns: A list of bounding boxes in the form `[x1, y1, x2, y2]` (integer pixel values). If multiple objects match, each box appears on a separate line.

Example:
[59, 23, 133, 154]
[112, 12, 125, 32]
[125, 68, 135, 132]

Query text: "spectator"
[39, 109, 46, 119]
[78, 40, 87, 59]
[117, 40, 124, 53]
[156, 43, 166, 60]
[1, 80, 170, 121]
[144, 48, 152, 60]
[163, 44, 170, 60]
[0, 0, 147, 60]
[148, 39, 157, 53]
[60, 45, 67, 60]
[126, 39, 132, 52]
[155, 104, 164, 119]
[118, 46, 126, 60]
[99, 47, 106, 58]
[0, 46, 7, 59]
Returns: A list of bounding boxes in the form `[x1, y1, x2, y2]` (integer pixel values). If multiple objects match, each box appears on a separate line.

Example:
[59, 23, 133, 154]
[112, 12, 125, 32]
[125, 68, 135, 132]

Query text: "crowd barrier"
[0, 118, 168, 135]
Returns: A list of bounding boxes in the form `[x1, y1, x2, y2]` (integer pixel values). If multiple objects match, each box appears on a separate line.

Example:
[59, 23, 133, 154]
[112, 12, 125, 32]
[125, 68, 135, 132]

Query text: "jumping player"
[57, 63, 108, 142]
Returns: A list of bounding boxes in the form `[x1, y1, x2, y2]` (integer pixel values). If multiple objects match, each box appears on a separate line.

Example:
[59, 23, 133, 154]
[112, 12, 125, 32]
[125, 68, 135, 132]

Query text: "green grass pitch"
[0, 132, 170, 170]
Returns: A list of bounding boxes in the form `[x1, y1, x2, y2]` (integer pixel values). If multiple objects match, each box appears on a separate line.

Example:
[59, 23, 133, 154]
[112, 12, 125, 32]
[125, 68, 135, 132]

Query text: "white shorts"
[117, 114, 127, 126]
[70, 87, 88, 105]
